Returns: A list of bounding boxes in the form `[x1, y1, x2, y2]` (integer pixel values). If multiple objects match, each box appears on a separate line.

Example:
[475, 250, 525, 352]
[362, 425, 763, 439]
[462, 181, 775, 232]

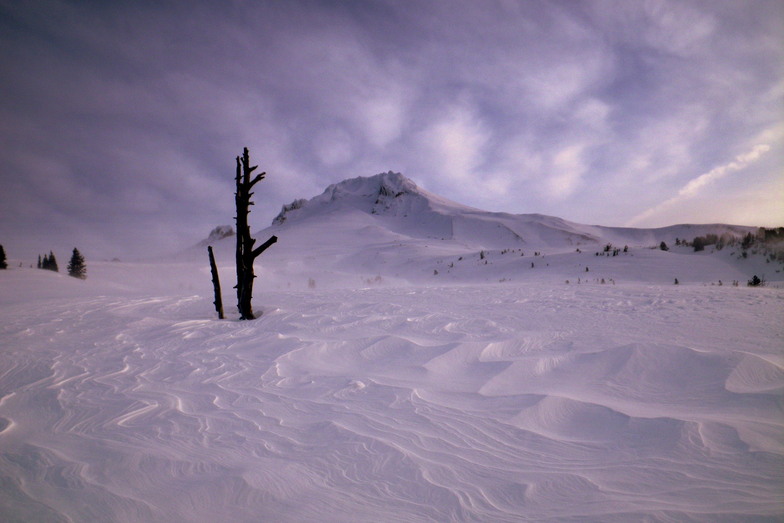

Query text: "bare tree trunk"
[234, 147, 277, 320]
[207, 246, 224, 319]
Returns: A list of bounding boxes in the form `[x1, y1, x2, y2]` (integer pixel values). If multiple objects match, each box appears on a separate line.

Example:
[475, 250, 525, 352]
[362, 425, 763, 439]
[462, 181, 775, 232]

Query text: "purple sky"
[1, 0, 782, 261]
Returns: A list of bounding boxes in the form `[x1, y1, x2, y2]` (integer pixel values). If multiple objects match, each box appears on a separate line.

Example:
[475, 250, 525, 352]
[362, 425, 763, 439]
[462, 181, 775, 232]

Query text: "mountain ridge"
[268, 171, 756, 250]
[195, 171, 780, 288]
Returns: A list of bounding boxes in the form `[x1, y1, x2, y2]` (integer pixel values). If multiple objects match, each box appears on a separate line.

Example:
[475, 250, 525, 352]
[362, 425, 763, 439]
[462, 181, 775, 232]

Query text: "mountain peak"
[273, 171, 424, 225]
[197, 225, 235, 246]
[324, 171, 418, 201]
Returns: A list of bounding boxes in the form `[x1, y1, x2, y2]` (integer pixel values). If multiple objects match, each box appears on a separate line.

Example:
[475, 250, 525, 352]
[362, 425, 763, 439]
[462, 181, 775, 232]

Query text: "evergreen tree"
[0, 244, 7, 269]
[659, 241, 669, 251]
[67, 248, 86, 279]
[41, 253, 49, 270]
[37, 254, 42, 269]
[47, 251, 58, 272]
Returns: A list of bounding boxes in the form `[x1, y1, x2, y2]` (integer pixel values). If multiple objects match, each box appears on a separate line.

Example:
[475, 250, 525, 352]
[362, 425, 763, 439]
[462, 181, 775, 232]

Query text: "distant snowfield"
[1, 261, 782, 522]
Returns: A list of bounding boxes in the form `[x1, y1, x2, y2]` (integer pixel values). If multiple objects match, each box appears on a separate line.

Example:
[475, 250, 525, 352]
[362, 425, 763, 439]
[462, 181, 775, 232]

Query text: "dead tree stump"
[234, 147, 277, 320]
[207, 246, 224, 319]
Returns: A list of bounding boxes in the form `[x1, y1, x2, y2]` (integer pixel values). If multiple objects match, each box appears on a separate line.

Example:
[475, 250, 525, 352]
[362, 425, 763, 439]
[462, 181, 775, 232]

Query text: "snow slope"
[204, 172, 781, 290]
[1, 173, 782, 521]
[270, 172, 757, 251]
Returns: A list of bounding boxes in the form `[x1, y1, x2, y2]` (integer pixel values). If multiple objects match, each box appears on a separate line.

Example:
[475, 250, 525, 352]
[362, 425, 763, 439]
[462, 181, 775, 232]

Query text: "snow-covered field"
[2, 174, 782, 521]
[1, 265, 782, 522]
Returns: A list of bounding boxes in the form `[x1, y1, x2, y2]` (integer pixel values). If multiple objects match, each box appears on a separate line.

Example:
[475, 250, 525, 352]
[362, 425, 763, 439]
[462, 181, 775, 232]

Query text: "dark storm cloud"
[1, 0, 781, 260]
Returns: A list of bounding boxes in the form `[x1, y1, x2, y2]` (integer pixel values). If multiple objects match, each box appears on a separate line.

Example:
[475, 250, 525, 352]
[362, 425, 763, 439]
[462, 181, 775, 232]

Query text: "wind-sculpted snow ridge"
[1, 275, 782, 521]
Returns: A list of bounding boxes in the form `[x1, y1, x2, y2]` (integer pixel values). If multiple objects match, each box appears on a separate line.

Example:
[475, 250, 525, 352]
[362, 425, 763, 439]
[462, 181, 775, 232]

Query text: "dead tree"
[207, 246, 224, 319]
[235, 147, 277, 319]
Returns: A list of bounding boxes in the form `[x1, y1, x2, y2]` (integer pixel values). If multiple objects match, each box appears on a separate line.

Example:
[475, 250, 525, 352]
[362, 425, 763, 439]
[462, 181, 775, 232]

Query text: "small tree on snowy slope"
[45, 251, 58, 272]
[67, 248, 86, 279]
[0, 245, 7, 269]
[234, 147, 277, 320]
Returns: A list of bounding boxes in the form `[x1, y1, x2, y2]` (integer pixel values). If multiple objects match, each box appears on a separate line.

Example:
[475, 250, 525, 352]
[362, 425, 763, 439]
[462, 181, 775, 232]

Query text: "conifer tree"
[37, 254, 42, 269]
[48, 251, 59, 272]
[67, 248, 86, 279]
[0, 244, 7, 269]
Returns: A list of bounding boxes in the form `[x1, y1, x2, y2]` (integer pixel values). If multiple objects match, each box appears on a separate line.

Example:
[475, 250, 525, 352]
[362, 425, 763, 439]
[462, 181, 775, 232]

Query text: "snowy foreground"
[2, 172, 783, 521]
[1, 262, 782, 522]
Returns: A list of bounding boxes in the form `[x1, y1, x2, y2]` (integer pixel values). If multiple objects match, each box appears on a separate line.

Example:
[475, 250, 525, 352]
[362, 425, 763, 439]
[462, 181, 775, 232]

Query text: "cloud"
[588, 0, 718, 57]
[677, 144, 770, 197]
[419, 102, 490, 185]
[314, 128, 354, 167]
[547, 145, 588, 199]
[351, 80, 414, 149]
[627, 144, 772, 226]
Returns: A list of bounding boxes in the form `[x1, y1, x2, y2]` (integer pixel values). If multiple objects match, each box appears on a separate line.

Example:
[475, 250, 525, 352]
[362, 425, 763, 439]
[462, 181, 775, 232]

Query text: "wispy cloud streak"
[628, 144, 771, 226]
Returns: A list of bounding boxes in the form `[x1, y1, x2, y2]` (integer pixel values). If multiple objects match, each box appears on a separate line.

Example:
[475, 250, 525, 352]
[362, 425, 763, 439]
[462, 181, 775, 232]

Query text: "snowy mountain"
[270, 171, 755, 250]
[201, 171, 779, 289]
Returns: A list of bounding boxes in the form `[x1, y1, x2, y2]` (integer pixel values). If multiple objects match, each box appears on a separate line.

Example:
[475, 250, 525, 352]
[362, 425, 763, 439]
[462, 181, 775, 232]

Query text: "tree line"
[0, 245, 86, 279]
[676, 228, 784, 257]
[39, 249, 87, 279]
